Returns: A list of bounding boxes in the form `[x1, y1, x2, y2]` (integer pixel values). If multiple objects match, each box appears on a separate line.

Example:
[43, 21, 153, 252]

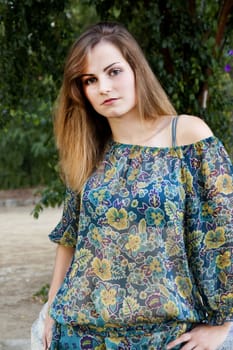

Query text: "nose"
[99, 76, 111, 94]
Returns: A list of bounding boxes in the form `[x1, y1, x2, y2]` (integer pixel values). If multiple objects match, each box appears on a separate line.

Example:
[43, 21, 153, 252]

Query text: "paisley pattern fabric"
[49, 322, 233, 350]
[49, 322, 189, 350]
[49, 136, 233, 347]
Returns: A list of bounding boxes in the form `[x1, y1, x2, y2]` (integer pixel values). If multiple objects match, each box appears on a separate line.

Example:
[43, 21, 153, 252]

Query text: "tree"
[0, 0, 71, 122]
[0, 0, 97, 191]
[0, 0, 70, 189]
[0, 0, 98, 122]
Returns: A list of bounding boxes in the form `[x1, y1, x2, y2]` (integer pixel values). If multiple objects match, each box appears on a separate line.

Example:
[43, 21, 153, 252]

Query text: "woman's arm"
[43, 244, 75, 350]
[47, 244, 75, 305]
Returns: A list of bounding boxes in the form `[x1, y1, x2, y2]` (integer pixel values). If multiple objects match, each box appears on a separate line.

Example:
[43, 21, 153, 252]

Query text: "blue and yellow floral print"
[49, 136, 233, 347]
[50, 322, 189, 350]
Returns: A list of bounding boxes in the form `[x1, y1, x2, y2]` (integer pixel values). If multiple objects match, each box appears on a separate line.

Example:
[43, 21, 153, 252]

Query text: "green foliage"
[0, 0, 69, 189]
[32, 178, 65, 218]
[0, 1, 98, 193]
[32, 283, 50, 304]
[0, 93, 57, 188]
[0, 0, 70, 114]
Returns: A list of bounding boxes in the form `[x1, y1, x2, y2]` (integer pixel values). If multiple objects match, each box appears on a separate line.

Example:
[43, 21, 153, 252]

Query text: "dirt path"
[0, 205, 62, 340]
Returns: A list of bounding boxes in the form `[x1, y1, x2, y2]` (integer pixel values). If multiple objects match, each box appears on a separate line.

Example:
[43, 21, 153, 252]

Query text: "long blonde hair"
[54, 22, 176, 192]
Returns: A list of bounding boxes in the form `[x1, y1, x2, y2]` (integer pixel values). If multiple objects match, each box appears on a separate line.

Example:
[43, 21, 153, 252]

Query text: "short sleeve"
[185, 137, 233, 325]
[49, 188, 80, 247]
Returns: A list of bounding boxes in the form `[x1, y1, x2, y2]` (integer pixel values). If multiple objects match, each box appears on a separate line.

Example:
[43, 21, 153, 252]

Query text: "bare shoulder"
[176, 114, 213, 146]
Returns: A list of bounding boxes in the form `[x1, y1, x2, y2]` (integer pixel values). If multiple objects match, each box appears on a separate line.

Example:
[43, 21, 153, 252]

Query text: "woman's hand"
[43, 313, 55, 350]
[167, 323, 231, 350]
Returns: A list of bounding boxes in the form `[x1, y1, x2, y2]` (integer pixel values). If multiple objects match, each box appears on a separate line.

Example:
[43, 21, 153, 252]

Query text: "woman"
[43, 22, 233, 349]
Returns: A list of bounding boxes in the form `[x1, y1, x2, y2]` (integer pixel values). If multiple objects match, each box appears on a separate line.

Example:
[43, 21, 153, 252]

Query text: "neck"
[108, 115, 160, 145]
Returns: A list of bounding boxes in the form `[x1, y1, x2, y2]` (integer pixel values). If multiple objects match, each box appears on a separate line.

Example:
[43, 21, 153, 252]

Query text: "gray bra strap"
[171, 116, 179, 147]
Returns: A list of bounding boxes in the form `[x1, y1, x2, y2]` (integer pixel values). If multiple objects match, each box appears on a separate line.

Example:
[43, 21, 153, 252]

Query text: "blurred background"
[0, 1, 232, 348]
[0, 0, 232, 211]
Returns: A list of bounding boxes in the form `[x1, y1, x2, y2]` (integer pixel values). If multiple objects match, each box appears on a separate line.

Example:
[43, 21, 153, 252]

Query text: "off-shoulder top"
[49, 133, 233, 337]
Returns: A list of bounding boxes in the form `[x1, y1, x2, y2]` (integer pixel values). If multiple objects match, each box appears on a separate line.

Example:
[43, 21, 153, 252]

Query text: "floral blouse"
[49, 136, 233, 333]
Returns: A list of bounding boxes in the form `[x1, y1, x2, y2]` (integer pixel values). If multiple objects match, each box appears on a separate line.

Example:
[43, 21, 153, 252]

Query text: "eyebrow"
[80, 62, 120, 78]
[103, 62, 120, 72]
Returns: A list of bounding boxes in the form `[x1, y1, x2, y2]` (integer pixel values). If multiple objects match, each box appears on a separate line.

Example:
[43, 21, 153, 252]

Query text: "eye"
[109, 68, 122, 77]
[83, 77, 97, 86]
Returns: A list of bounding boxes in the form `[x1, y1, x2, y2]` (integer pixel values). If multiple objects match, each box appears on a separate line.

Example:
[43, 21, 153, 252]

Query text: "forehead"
[84, 41, 127, 73]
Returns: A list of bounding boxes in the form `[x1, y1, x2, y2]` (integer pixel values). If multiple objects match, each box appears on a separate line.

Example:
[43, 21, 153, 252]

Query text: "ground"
[0, 190, 62, 346]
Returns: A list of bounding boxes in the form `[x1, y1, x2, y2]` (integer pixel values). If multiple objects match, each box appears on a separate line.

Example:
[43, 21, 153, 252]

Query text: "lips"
[102, 98, 119, 105]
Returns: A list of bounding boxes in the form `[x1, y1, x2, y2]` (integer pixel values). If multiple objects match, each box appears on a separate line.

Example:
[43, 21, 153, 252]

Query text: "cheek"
[121, 72, 135, 95]
[125, 77, 136, 102]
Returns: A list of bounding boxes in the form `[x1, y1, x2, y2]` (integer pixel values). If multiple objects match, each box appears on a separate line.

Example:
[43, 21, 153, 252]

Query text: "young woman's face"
[81, 41, 138, 120]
